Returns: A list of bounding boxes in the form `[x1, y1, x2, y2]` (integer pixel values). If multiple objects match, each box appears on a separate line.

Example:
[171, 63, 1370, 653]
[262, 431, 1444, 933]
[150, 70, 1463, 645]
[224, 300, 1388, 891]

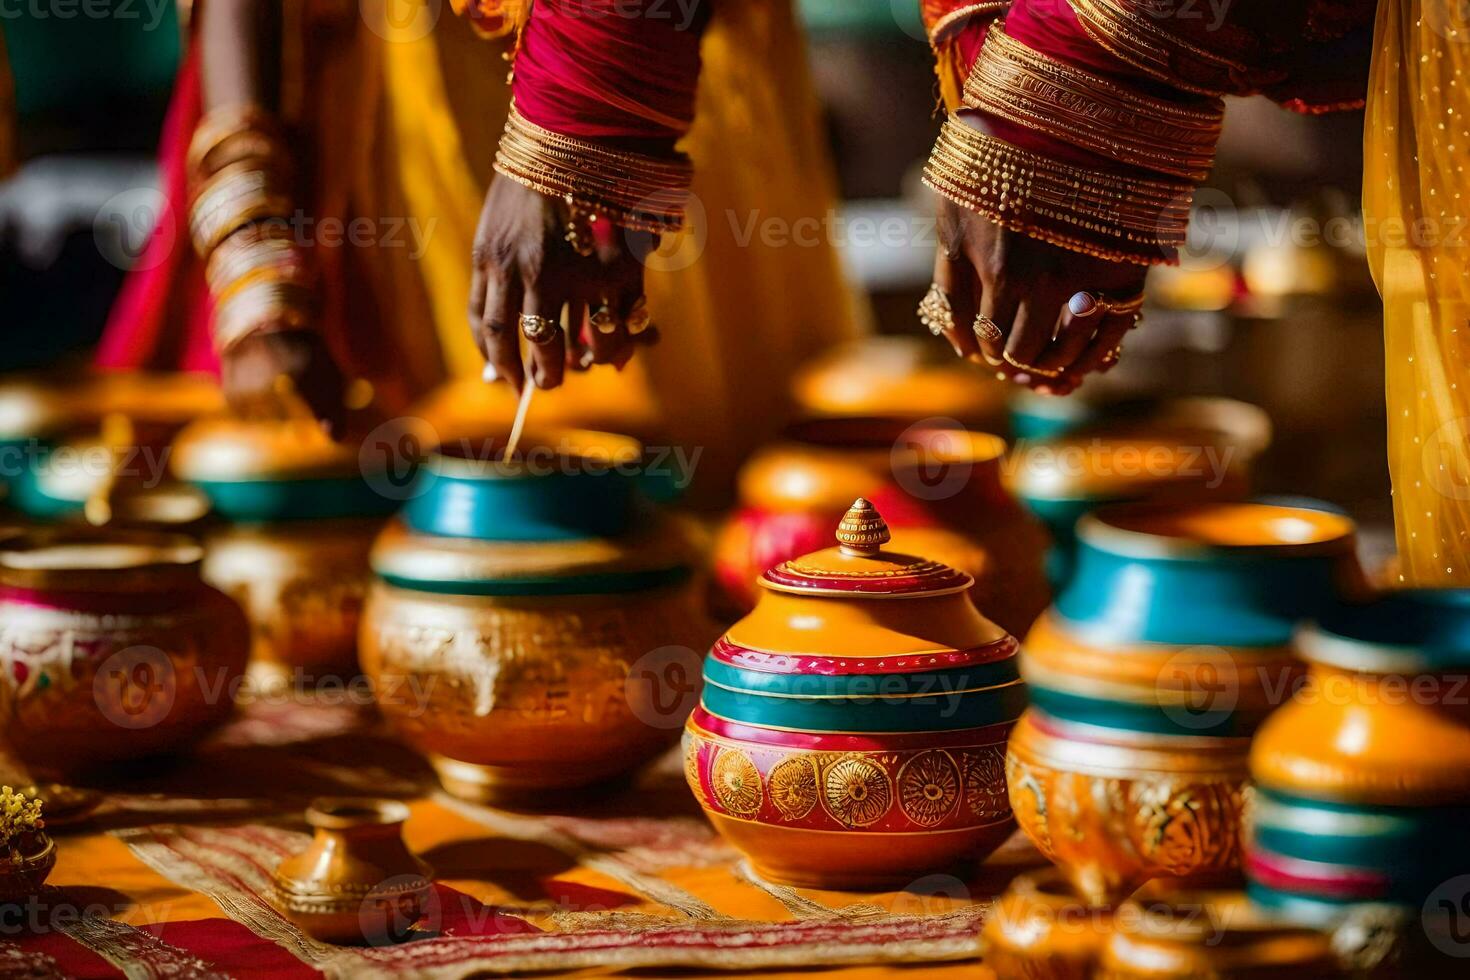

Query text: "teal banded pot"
[1007, 397, 1269, 586]
[686, 499, 1025, 889]
[1009, 501, 1361, 905]
[1248, 590, 1470, 931]
[360, 430, 714, 804]
[171, 418, 399, 689]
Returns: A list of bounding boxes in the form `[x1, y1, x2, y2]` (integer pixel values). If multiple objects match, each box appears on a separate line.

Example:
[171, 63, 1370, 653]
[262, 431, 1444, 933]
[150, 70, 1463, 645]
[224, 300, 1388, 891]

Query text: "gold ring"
[918, 284, 954, 337]
[972, 315, 1003, 343]
[1096, 293, 1145, 316]
[1002, 350, 1064, 379]
[590, 304, 618, 335]
[520, 313, 560, 345]
[626, 297, 652, 335]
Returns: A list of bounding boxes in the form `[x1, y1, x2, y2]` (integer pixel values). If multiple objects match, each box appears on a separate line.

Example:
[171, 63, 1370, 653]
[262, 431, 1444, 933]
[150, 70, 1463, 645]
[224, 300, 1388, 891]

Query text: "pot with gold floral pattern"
[360, 430, 715, 803]
[0, 529, 249, 778]
[688, 498, 1026, 889]
[1010, 501, 1360, 906]
[172, 417, 401, 689]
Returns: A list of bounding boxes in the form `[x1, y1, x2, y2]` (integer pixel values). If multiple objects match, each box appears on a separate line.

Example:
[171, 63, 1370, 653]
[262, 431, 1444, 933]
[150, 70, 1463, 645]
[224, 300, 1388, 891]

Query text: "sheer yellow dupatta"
[1364, 0, 1470, 585]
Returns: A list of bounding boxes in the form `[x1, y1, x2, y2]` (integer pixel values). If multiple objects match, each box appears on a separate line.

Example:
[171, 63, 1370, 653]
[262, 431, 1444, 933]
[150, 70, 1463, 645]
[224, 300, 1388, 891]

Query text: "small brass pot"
[0, 836, 56, 905]
[273, 797, 432, 945]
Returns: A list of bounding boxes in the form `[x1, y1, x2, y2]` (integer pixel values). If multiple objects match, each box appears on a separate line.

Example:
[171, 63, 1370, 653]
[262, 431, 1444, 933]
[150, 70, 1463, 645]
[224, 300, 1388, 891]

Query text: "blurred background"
[0, 0, 1389, 546]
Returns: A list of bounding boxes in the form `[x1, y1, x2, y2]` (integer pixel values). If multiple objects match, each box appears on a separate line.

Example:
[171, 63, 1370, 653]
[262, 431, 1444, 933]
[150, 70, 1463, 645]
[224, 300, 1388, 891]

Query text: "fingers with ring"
[590, 303, 619, 336]
[919, 284, 955, 338]
[520, 313, 560, 346]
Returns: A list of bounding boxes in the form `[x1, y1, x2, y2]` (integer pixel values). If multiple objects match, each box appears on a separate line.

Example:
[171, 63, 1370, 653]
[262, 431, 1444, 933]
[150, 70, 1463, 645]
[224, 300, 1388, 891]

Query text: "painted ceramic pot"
[981, 868, 1113, 980]
[172, 418, 399, 688]
[0, 530, 249, 778]
[1247, 590, 1470, 929]
[1098, 890, 1342, 979]
[0, 836, 57, 906]
[689, 498, 1025, 889]
[359, 431, 714, 803]
[273, 797, 432, 945]
[1010, 501, 1360, 905]
[713, 419, 1049, 635]
[789, 336, 1010, 431]
[1008, 396, 1269, 586]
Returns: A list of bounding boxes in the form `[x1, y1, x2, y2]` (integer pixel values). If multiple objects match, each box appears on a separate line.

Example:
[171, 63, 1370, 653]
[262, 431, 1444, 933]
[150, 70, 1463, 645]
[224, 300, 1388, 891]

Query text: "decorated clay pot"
[1009, 501, 1360, 905]
[1099, 890, 1342, 979]
[790, 336, 1010, 431]
[688, 498, 1025, 889]
[981, 868, 1114, 980]
[0, 530, 249, 778]
[359, 431, 714, 803]
[1247, 590, 1470, 929]
[1009, 398, 1271, 587]
[713, 419, 1049, 635]
[172, 418, 399, 688]
[273, 797, 432, 944]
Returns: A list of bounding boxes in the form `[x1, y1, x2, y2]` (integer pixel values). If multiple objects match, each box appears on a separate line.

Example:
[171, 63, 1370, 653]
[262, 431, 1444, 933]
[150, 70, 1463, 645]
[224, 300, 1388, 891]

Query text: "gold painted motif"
[766, 755, 819, 821]
[897, 750, 961, 827]
[962, 745, 1010, 820]
[711, 748, 763, 817]
[821, 755, 894, 828]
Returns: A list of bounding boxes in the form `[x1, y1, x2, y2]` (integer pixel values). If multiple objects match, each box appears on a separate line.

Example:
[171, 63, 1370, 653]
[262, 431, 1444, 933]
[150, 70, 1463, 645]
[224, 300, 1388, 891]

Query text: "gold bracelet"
[493, 102, 692, 232]
[188, 164, 293, 257]
[211, 279, 316, 353]
[923, 115, 1193, 264]
[1067, 0, 1249, 98]
[187, 103, 287, 181]
[964, 24, 1222, 180]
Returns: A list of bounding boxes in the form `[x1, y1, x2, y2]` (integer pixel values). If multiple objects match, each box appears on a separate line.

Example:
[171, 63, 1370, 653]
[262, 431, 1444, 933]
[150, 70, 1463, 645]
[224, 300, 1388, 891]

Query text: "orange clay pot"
[981, 868, 1114, 980]
[689, 499, 1025, 889]
[713, 419, 1049, 635]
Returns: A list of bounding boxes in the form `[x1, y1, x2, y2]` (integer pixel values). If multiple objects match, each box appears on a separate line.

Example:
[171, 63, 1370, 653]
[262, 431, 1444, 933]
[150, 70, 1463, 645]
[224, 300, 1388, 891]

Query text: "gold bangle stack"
[1067, 0, 1248, 98]
[923, 114, 1193, 265]
[187, 102, 315, 354]
[963, 24, 1223, 180]
[494, 102, 693, 233]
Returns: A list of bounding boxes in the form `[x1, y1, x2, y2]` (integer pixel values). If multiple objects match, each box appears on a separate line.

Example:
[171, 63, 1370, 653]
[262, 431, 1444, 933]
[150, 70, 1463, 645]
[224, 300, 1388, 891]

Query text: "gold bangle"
[187, 103, 286, 180]
[963, 24, 1222, 180]
[493, 102, 692, 233]
[923, 115, 1193, 265]
[1002, 350, 1064, 379]
[211, 280, 315, 353]
[188, 165, 293, 257]
[1067, 0, 1250, 98]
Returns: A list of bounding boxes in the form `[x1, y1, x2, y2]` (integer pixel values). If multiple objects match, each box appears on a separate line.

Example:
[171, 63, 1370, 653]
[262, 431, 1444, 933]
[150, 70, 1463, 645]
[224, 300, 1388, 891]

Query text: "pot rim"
[0, 529, 204, 590]
[425, 427, 643, 480]
[305, 796, 411, 830]
[1078, 501, 1354, 561]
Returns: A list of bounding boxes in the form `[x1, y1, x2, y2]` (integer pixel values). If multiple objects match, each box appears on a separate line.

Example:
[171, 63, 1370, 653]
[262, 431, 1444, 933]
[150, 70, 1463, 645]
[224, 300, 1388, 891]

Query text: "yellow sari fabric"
[1364, 0, 1470, 585]
[370, 2, 867, 493]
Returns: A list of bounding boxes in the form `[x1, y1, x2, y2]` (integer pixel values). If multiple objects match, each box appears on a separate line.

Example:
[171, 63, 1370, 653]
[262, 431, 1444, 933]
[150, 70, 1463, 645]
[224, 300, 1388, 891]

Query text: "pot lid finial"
[836, 498, 890, 557]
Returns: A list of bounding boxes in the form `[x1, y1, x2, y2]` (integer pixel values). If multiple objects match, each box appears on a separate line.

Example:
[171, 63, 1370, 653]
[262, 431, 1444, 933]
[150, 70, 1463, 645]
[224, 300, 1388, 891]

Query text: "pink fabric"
[511, 0, 710, 143]
[94, 47, 220, 376]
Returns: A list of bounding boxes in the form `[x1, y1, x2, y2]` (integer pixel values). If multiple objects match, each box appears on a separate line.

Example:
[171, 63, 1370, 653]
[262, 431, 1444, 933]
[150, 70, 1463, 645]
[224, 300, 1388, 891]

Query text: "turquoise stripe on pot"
[193, 475, 400, 523]
[703, 656, 1020, 701]
[379, 565, 691, 598]
[402, 453, 640, 541]
[1025, 685, 1257, 738]
[701, 678, 1028, 733]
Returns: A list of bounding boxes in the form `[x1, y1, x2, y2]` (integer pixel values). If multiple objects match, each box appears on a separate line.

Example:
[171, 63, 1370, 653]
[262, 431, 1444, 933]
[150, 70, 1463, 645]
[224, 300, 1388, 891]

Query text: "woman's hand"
[221, 329, 348, 437]
[469, 176, 659, 391]
[929, 118, 1148, 394]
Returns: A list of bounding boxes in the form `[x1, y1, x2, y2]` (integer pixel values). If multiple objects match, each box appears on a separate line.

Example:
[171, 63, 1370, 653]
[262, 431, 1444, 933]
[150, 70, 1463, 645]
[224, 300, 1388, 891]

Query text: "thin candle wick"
[504, 374, 535, 461]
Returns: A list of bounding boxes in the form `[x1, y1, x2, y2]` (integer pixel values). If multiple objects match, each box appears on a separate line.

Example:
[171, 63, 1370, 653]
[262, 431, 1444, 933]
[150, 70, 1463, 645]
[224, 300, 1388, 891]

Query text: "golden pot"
[202, 520, 376, 688]
[0, 530, 249, 779]
[273, 797, 432, 945]
[359, 431, 715, 803]
[172, 418, 400, 687]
